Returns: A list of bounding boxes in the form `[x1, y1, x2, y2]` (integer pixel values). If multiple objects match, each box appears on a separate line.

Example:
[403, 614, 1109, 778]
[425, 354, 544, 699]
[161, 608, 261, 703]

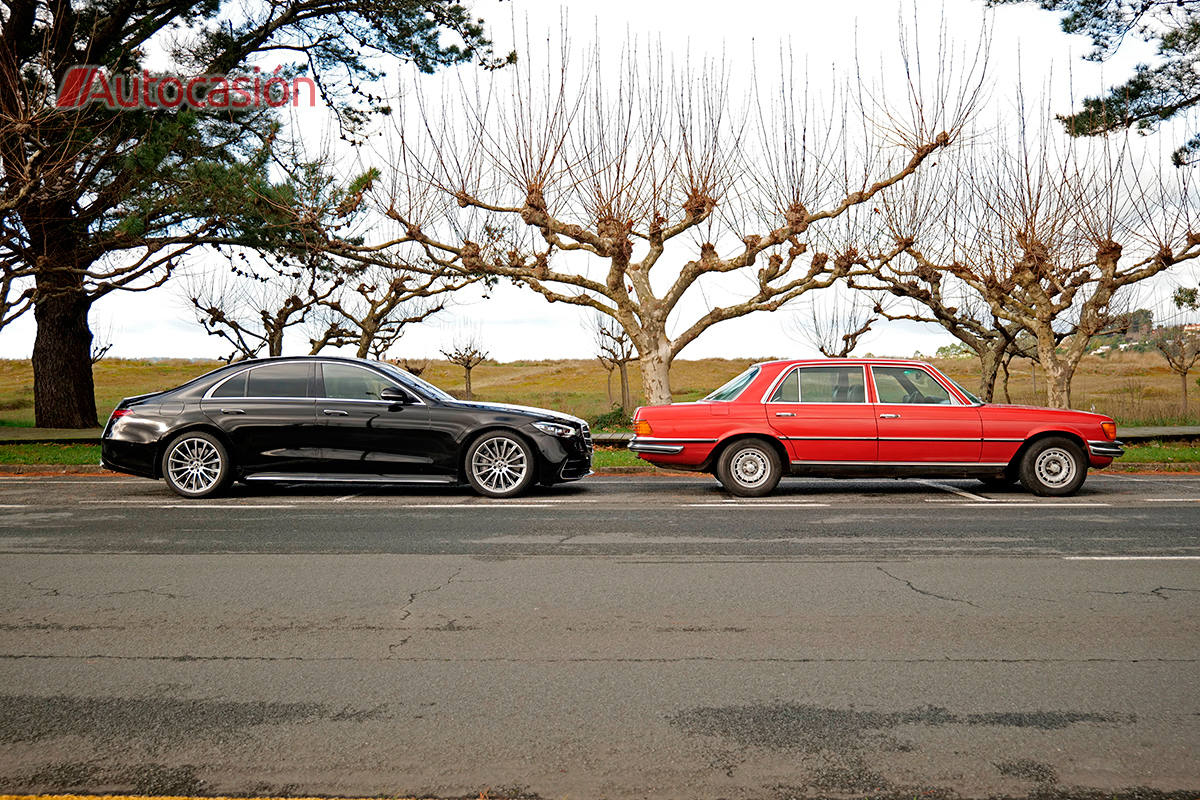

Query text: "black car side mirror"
[380, 386, 414, 404]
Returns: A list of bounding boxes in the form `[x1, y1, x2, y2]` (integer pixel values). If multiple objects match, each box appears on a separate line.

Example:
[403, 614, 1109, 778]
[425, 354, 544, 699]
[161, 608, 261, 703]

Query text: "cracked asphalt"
[0, 473, 1198, 798]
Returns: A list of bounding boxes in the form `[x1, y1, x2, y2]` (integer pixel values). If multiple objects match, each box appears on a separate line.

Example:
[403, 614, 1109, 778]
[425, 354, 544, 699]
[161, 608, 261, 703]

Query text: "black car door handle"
[322, 409, 349, 416]
[220, 408, 245, 415]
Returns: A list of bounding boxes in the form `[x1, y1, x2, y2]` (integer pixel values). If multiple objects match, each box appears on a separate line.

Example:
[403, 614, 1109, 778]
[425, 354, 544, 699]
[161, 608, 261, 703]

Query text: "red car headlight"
[1101, 421, 1117, 441]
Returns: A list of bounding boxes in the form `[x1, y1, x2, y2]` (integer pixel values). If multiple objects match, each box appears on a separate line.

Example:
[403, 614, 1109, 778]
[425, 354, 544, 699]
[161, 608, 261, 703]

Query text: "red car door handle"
[774, 412, 796, 417]
[879, 413, 901, 419]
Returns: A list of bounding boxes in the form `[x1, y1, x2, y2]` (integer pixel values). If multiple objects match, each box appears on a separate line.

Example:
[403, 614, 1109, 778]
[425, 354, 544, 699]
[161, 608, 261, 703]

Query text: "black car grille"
[559, 422, 592, 480]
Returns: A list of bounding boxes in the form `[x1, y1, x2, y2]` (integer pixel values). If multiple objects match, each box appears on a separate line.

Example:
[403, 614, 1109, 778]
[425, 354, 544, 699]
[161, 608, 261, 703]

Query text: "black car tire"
[1018, 437, 1087, 497]
[161, 431, 233, 498]
[465, 432, 537, 498]
[716, 438, 782, 497]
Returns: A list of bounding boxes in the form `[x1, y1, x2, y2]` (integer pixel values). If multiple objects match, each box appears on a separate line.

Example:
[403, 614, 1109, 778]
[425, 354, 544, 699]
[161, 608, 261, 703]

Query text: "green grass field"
[1, 350, 1198, 430]
[1, 442, 1196, 467]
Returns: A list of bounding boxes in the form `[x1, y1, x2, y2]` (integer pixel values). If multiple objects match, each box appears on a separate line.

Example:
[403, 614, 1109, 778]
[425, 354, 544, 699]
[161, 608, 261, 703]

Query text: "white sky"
[1, 0, 1187, 363]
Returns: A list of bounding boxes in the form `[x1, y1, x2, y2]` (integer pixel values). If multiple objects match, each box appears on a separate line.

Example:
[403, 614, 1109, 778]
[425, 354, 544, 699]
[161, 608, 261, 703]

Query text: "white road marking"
[0, 504, 29, 508]
[333, 493, 361, 502]
[929, 502, 1111, 508]
[113, 503, 300, 509]
[919, 480, 992, 501]
[1063, 556, 1200, 560]
[1144, 498, 1200, 502]
[680, 502, 830, 508]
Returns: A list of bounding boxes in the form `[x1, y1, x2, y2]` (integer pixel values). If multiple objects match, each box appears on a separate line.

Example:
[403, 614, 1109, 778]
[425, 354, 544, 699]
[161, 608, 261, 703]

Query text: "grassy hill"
[1, 350, 1196, 428]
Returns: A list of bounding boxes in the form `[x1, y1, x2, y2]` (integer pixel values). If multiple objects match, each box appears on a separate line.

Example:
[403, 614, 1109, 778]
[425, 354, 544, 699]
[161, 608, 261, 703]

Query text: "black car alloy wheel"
[161, 432, 232, 498]
[466, 432, 536, 498]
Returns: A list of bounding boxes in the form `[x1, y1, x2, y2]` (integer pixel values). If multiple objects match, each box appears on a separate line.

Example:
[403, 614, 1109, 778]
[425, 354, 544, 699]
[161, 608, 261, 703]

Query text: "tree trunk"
[464, 367, 473, 400]
[618, 360, 632, 411]
[604, 368, 614, 406]
[1000, 358, 1013, 404]
[32, 276, 98, 428]
[267, 328, 284, 357]
[638, 345, 673, 407]
[1043, 363, 1075, 408]
[1182, 370, 1190, 416]
[977, 347, 1001, 403]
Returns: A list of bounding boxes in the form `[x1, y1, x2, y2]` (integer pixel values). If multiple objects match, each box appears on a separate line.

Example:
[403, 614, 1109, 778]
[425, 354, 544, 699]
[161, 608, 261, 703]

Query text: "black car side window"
[245, 363, 312, 398]
[211, 371, 247, 398]
[321, 363, 396, 401]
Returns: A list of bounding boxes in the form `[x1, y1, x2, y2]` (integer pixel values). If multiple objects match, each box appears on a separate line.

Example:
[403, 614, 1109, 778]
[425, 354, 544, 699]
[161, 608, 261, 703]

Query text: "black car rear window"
[246, 363, 311, 398]
[211, 371, 247, 398]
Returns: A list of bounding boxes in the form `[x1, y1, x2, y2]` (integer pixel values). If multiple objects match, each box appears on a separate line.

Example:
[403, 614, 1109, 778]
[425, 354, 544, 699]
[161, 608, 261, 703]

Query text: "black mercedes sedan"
[101, 356, 593, 499]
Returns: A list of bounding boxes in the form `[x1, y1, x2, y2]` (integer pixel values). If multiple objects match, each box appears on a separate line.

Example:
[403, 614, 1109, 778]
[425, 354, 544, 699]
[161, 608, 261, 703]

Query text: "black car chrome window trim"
[760, 365, 870, 405]
[315, 361, 426, 406]
[203, 361, 315, 401]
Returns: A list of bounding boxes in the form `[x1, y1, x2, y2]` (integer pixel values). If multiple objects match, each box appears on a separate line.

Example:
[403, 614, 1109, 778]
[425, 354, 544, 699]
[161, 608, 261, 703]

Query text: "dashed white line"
[680, 502, 830, 508]
[935, 502, 1110, 507]
[1063, 556, 1200, 560]
[1144, 498, 1200, 502]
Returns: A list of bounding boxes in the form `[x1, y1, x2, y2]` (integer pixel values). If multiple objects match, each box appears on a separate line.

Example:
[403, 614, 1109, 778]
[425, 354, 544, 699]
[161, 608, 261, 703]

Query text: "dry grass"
[0, 351, 1196, 428]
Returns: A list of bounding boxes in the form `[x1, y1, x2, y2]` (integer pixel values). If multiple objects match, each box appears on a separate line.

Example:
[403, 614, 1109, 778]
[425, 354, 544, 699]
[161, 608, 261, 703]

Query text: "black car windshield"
[374, 361, 456, 402]
[703, 366, 761, 402]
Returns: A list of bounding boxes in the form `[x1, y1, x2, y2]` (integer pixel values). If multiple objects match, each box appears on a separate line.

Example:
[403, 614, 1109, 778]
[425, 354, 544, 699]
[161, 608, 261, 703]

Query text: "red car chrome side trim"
[790, 460, 1011, 467]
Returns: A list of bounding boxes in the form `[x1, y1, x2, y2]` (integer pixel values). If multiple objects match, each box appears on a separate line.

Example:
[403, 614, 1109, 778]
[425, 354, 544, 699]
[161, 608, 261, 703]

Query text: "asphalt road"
[1, 472, 1198, 799]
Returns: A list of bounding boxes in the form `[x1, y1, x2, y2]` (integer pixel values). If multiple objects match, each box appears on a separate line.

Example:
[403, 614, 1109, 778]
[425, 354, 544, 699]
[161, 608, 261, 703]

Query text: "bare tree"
[382, 27, 987, 405]
[441, 334, 489, 400]
[788, 283, 880, 358]
[185, 258, 342, 362]
[1153, 293, 1200, 414]
[307, 265, 469, 358]
[589, 311, 637, 411]
[399, 357, 430, 377]
[89, 318, 114, 364]
[874, 92, 1200, 407]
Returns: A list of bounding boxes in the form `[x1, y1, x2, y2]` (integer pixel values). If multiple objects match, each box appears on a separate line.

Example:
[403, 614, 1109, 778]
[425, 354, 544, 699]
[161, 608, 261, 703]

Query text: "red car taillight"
[634, 419, 653, 436]
[1101, 421, 1117, 441]
[110, 408, 132, 419]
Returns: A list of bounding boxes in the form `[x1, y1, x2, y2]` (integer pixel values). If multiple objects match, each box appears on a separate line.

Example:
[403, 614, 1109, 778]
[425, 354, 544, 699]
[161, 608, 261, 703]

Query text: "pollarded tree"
[308, 264, 471, 359]
[787, 282, 880, 359]
[589, 311, 637, 412]
[441, 335, 488, 400]
[0, 0, 508, 426]
[878, 102, 1200, 408]
[185, 257, 343, 362]
[384, 30, 986, 405]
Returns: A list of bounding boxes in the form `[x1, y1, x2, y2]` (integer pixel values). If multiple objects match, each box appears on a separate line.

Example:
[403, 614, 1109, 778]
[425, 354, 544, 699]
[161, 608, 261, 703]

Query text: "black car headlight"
[532, 420, 575, 438]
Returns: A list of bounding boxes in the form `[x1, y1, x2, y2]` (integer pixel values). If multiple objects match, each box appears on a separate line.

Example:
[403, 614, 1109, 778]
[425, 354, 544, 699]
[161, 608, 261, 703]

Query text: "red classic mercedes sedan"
[629, 358, 1123, 497]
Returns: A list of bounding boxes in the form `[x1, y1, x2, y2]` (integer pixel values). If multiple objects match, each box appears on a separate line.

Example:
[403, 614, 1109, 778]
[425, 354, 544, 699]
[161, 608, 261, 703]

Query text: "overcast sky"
[1, 0, 1186, 363]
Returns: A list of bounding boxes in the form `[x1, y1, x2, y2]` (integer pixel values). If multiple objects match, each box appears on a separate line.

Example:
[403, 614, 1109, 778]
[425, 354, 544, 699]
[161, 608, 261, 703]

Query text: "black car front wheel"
[465, 432, 536, 498]
[161, 431, 232, 498]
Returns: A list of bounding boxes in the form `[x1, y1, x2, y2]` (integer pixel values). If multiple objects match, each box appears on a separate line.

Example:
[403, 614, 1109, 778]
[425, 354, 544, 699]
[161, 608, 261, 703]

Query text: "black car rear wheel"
[466, 432, 536, 498]
[162, 432, 232, 498]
